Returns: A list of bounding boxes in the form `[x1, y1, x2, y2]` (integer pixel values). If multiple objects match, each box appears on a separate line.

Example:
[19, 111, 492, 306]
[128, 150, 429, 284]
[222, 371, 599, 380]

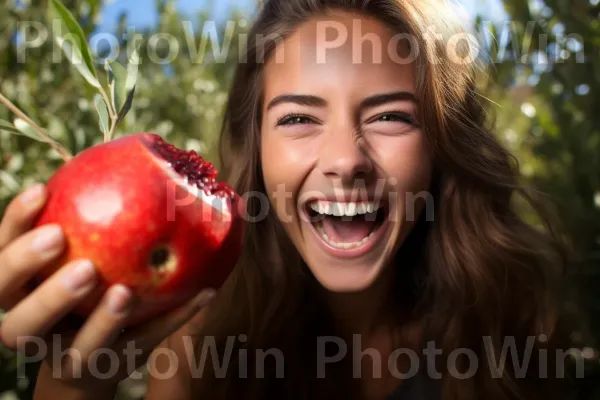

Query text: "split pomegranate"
[33, 133, 246, 327]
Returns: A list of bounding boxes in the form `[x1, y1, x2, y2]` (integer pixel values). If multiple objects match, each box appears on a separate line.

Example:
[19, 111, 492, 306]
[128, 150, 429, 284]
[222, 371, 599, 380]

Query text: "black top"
[387, 370, 442, 400]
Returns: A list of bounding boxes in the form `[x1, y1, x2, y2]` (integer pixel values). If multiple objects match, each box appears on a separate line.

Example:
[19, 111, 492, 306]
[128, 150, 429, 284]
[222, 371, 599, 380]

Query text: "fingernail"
[31, 225, 63, 253]
[62, 260, 96, 292]
[194, 289, 216, 309]
[106, 285, 133, 315]
[20, 184, 45, 207]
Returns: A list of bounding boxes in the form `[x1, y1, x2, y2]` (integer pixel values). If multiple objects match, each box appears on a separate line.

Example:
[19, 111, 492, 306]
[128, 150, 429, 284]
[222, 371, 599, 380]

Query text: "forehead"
[262, 10, 417, 99]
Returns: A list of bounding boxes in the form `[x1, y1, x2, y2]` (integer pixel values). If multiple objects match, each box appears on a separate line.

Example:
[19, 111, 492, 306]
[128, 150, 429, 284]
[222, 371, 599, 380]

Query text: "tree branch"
[0, 92, 73, 162]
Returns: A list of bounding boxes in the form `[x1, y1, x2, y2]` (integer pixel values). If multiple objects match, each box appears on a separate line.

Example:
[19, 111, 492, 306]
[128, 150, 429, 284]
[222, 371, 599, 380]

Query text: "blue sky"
[98, 0, 257, 32]
[97, 0, 508, 33]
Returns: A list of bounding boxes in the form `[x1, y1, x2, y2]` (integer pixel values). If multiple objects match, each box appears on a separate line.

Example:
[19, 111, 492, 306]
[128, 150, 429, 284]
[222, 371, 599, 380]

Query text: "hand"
[0, 183, 216, 391]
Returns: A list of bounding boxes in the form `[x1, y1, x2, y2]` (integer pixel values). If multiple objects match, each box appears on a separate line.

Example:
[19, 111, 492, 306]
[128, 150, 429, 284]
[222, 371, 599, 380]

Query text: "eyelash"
[276, 113, 314, 126]
[275, 112, 417, 126]
[368, 111, 416, 126]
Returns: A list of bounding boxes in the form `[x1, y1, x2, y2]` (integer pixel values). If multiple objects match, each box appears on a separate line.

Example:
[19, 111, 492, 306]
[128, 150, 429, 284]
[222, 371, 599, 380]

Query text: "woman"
[0, 0, 583, 399]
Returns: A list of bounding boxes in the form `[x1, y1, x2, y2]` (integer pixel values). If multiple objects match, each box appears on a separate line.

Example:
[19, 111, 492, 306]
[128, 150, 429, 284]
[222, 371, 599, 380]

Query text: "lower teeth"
[315, 222, 376, 249]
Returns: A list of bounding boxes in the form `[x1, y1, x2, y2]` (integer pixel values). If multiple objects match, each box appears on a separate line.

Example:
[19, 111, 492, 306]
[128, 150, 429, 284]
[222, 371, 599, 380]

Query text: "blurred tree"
[0, 0, 247, 210]
[473, 0, 600, 393]
[477, 0, 599, 260]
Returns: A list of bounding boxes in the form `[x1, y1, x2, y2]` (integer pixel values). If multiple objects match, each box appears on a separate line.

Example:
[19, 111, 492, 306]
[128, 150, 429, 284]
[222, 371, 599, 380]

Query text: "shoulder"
[144, 307, 208, 400]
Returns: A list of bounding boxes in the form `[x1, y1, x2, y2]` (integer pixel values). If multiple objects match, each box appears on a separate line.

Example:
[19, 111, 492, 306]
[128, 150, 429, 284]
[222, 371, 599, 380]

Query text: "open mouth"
[304, 199, 388, 256]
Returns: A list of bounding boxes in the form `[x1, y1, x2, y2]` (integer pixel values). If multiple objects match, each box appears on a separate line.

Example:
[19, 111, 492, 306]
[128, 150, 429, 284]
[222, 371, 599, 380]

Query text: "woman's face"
[260, 10, 433, 292]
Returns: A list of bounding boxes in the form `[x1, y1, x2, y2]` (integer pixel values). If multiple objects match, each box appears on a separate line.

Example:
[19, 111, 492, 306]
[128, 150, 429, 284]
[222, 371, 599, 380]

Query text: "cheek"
[260, 134, 313, 226]
[371, 134, 432, 227]
[374, 133, 432, 191]
[261, 127, 320, 185]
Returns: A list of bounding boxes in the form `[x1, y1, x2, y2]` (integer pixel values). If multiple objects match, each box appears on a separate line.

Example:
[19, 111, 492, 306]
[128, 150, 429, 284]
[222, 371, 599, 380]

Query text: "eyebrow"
[265, 91, 417, 111]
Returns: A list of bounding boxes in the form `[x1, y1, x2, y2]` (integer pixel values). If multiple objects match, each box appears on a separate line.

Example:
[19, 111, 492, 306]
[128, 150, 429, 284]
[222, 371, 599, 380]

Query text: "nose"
[316, 122, 373, 184]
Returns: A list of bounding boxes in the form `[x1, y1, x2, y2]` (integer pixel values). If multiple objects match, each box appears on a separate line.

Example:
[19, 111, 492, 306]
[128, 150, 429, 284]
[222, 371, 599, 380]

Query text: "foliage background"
[0, 0, 599, 398]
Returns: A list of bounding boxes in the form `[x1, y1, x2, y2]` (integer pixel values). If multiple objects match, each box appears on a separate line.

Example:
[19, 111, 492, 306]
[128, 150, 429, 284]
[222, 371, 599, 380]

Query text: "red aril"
[33, 133, 246, 327]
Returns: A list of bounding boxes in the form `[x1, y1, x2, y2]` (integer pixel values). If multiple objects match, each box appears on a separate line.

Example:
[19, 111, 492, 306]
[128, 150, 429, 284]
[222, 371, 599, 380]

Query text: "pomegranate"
[33, 133, 246, 327]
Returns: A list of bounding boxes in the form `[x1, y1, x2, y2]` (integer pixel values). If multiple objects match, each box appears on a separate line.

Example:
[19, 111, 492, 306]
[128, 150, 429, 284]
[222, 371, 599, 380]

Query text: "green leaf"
[104, 59, 127, 113]
[93, 94, 110, 135]
[0, 119, 21, 135]
[115, 86, 136, 127]
[49, 0, 100, 88]
[12, 118, 48, 143]
[111, 47, 140, 127]
[55, 38, 100, 88]
[0, 171, 20, 192]
[0, 118, 48, 144]
[125, 48, 140, 92]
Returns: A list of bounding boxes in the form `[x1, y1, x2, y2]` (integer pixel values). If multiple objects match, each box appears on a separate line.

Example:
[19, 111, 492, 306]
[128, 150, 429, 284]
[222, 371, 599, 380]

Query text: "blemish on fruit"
[149, 245, 176, 274]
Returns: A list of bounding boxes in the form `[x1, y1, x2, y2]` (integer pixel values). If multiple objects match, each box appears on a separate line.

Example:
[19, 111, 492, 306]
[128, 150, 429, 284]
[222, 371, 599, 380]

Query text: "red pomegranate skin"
[33, 133, 245, 326]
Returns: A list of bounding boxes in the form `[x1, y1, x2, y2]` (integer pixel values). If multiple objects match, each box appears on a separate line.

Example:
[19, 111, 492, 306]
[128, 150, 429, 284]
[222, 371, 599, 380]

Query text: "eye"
[370, 112, 416, 125]
[276, 113, 316, 126]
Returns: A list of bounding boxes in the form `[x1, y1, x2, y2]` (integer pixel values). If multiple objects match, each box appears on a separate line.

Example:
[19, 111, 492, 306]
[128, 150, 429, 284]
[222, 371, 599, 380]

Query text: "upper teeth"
[309, 201, 379, 217]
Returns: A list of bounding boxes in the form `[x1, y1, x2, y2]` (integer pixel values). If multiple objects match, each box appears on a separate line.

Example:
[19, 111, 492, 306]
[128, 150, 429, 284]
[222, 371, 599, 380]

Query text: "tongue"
[321, 216, 376, 243]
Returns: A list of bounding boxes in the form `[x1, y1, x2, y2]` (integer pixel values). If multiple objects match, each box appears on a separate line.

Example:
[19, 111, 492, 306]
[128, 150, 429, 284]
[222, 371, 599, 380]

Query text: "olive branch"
[0, 0, 139, 163]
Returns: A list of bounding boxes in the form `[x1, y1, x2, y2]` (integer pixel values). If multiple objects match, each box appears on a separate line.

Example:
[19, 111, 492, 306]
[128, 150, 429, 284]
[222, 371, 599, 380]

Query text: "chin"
[296, 197, 404, 293]
[307, 263, 386, 292]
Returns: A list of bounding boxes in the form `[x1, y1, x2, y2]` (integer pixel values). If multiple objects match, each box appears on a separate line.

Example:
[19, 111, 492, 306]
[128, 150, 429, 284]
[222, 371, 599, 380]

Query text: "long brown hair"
[191, 0, 583, 398]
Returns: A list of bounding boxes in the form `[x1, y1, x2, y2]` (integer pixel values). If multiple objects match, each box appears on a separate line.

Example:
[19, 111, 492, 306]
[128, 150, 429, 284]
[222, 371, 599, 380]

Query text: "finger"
[0, 184, 47, 250]
[0, 259, 97, 350]
[67, 284, 134, 363]
[0, 288, 28, 311]
[0, 224, 65, 307]
[118, 289, 216, 354]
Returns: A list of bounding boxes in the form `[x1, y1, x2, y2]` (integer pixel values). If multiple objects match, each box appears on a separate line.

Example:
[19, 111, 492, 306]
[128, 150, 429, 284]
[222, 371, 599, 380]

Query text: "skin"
[0, 10, 432, 400]
[261, 11, 432, 334]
